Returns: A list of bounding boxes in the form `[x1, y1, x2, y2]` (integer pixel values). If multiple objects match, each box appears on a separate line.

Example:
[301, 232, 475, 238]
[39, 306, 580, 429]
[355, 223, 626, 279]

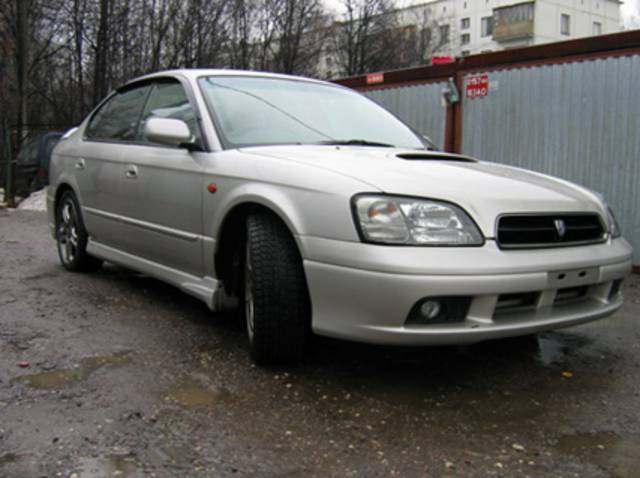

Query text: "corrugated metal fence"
[364, 82, 448, 150]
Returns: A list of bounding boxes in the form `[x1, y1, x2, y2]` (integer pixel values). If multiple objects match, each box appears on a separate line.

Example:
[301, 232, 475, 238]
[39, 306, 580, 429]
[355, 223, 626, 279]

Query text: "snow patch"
[18, 188, 47, 211]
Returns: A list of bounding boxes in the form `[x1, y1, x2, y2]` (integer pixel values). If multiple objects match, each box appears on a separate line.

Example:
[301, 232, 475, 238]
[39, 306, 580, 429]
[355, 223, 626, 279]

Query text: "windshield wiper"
[315, 139, 395, 148]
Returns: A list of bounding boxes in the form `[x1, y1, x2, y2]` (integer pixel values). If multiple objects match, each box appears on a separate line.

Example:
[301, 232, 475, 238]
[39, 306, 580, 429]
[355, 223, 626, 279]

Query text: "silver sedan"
[48, 70, 633, 363]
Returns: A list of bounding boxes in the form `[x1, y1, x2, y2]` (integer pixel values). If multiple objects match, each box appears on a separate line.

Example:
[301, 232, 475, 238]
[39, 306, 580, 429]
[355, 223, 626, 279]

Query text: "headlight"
[606, 207, 621, 238]
[353, 195, 484, 245]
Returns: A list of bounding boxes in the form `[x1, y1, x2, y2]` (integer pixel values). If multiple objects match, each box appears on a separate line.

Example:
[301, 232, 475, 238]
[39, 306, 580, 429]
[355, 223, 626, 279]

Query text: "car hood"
[242, 146, 606, 237]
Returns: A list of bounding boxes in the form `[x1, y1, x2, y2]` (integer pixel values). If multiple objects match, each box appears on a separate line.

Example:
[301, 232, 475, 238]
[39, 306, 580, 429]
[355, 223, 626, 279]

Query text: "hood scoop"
[395, 152, 477, 162]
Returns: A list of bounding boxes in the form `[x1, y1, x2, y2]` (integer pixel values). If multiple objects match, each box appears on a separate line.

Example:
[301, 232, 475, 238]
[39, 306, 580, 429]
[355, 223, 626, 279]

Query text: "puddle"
[166, 380, 232, 409]
[537, 335, 569, 365]
[556, 431, 640, 478]
[15, 351, 132, 389]
[0, 453, 18, 465]
[76, 455, 142, 478]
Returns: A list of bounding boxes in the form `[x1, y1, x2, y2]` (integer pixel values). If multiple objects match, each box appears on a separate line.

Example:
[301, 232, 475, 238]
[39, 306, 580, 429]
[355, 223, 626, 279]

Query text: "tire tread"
[246, 213, 310, 363]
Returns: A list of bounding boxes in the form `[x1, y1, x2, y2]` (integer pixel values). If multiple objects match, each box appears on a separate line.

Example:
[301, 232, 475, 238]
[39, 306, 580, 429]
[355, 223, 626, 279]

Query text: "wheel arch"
[214, 200, 304, 297]
[53, 182, 78, 215]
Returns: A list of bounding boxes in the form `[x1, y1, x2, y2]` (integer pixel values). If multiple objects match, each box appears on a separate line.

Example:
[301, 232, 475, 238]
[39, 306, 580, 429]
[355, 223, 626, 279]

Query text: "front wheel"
[55, 191, 102, 272]
[242, 213, 311, 364]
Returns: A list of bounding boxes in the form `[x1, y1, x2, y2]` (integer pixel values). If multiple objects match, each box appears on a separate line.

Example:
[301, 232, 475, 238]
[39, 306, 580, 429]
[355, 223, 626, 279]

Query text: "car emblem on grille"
[554, 219, 566, 238]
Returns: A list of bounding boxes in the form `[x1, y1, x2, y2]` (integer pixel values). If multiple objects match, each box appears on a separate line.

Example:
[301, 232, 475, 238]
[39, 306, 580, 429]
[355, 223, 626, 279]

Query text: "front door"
[117, 79, 205, 277]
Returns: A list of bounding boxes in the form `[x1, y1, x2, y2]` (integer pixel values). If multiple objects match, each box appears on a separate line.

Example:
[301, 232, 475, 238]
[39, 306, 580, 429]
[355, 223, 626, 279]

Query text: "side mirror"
[144, 118, 192, 148]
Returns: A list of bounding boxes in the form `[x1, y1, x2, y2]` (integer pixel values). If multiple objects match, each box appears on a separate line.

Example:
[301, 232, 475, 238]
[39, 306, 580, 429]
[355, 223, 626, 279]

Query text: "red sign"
[466, 74, 489, 99]
[432, 56, 455, 65]
[366, 72, 384, 85]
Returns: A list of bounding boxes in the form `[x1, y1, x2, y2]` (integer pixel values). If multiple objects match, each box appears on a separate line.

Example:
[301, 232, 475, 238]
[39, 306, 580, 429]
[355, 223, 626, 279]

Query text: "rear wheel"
[55, 191, 102, 272]
[242, 213, 311, 364]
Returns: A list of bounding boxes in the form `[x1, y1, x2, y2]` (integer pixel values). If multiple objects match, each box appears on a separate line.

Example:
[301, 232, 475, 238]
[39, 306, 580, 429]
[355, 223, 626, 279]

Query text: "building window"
[561, 14, 571, 35]
[461, 33, 471, 45]
[481, 16, 494, 37]
[461, 50, 470, 56]
[439, 24, 450, 43]
[593, 21, 602, 35]
[461, 17, 470, 29]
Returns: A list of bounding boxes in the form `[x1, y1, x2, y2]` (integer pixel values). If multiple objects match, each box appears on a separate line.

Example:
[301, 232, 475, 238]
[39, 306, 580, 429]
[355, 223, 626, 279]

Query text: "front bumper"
[300, 236, 633, 345]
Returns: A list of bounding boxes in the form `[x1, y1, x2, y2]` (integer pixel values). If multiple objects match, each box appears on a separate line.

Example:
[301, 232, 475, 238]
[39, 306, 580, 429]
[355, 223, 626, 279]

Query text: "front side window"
[137, 80, 201, 145]
[199, 76, 425, 150]
[86, 85, 151, 141]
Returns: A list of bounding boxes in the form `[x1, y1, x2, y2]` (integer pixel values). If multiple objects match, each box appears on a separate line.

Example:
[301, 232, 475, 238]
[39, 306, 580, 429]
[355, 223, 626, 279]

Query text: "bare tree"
[329, 0, 400, 77]
[167, 0, 230, 68]
[227, 0, 260, 69]
[268, 0, 328, 75]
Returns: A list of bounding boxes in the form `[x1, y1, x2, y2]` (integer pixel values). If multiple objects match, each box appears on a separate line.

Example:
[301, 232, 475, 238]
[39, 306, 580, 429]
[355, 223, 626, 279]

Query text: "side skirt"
[87, 240, 236, 311]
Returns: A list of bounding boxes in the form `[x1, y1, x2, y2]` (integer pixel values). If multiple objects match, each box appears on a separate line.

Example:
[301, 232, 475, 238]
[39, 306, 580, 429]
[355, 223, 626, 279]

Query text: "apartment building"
[443, 0, 622, 56]
[323, 0, 622, 77]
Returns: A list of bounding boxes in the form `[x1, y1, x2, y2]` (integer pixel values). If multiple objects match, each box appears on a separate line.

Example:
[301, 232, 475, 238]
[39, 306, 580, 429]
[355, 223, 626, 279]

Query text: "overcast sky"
[325, 0, 640, 28]
[622, 0, 640, 27]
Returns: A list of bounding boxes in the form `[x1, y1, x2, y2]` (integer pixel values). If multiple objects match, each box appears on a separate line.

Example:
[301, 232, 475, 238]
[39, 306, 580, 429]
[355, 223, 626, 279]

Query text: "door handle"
[125, 165, 138, 179]
[74, 159, 85, 170]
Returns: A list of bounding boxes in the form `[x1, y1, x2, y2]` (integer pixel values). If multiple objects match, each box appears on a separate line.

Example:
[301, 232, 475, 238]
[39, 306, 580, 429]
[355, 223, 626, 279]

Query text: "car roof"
[119, 69, 339, 91]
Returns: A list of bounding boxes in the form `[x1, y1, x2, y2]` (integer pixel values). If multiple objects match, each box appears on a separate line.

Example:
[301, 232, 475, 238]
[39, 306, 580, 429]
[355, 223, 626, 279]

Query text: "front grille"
[497, 214, 605, 249]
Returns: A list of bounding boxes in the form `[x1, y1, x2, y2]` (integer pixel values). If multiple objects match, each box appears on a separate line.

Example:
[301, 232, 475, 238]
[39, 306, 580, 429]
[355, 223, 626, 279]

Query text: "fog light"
[420, 300, 441, 320]
[405, 296, 472, 326]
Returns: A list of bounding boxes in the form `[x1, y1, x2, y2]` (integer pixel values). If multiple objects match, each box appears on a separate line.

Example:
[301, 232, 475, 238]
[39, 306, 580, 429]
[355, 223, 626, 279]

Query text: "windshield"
[199, 76, 425, 150]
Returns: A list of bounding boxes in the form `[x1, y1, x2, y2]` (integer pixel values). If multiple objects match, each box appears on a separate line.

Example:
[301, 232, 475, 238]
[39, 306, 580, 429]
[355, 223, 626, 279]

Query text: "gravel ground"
[0, 209, 639, 478]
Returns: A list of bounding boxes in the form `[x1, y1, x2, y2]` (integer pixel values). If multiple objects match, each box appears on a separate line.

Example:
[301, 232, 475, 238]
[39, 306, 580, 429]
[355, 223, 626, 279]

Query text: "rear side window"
[86, 85, 150, 141]
[137, 80, 201, 145]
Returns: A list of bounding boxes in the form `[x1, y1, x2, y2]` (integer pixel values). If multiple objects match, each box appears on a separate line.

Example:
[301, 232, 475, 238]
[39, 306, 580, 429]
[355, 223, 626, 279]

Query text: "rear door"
[117, 78, 205, 276]
[79, 84, 152, 250]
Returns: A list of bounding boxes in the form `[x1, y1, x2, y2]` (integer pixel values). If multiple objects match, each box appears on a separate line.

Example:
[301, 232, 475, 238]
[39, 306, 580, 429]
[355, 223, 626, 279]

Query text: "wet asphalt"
[0, 209, 639, 478]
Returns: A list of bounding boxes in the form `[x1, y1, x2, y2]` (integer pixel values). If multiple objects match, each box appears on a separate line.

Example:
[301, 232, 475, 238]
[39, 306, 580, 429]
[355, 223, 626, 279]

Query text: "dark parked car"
[14, 132, 62, 196]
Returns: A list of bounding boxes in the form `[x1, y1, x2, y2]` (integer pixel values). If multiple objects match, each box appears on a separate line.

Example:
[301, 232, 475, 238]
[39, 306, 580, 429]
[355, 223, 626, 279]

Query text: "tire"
[242, 213, 311, 364]
[55, 190, 103, 272]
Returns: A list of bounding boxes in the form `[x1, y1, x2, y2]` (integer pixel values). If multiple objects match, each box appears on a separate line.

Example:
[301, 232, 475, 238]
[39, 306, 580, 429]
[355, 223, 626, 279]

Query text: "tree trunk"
[9, 0, 30, 207]
[93, 0, 109, 106]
